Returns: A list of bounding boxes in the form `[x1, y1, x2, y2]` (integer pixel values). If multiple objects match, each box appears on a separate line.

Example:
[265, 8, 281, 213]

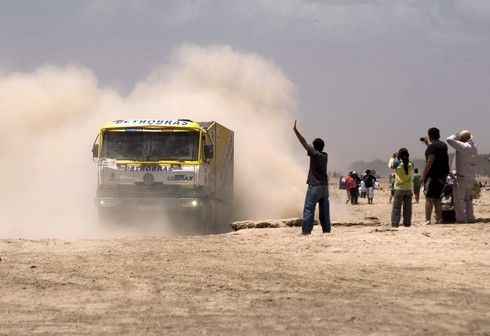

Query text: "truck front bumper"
[96, 197, 202, 209]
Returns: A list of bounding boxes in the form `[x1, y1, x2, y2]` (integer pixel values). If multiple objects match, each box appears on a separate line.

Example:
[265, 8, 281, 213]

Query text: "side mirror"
[204, 144, 214, 160]
[92, 144, 99, 159]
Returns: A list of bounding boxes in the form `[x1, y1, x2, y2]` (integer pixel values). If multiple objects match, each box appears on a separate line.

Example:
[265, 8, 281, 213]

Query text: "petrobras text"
[120, 165, 176, 172]
[112, 119, 191, 127]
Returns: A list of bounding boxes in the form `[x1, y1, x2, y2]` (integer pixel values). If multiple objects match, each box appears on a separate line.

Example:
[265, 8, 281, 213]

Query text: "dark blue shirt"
[307, 148, 328, 185]
[425, 140, 449, 179]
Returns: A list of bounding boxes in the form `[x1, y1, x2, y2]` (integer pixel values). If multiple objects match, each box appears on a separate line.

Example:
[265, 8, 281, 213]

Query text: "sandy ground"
[0, 187, 489, 335]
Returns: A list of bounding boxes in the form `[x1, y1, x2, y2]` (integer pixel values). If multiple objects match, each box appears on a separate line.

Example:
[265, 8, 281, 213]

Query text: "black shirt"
[364, 174, 376, 188]
[425, 140, 449, 178]
[307, 148, 328, 185]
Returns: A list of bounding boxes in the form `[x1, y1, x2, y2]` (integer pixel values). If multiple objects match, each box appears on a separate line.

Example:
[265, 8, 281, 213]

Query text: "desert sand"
[0, 186, 489, 335]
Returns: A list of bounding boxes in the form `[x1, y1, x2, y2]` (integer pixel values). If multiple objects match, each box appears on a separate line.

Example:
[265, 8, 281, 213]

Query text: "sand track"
[0, 189, 489, 335]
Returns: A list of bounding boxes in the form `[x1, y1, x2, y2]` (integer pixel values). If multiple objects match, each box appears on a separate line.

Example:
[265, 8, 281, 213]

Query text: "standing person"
[388, 153, 397, 170]
[344, 173, 353, 204]
[351, 171, 361, 202]
[388, 152, 398, 204]
[359, 179, 367, 199]
[391, 148, 414, 227]
[447, 130, 478, 223]
[422, 127, 450, 225]
[363, 169, 376, 204]
[412, 168, 422, 203]
[293, 121, 331, 235]
[339, 176, 346, 190]
[346, 172, 358, 205]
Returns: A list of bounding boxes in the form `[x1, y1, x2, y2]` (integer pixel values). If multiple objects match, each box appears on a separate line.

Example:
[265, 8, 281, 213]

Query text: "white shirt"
[446, 135, 478, 180]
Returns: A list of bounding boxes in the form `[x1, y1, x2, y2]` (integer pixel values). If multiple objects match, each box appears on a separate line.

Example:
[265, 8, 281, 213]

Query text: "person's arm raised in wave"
[293, 120, 312, 152]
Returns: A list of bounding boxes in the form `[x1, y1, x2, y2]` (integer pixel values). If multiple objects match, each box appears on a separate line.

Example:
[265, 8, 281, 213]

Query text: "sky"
[1, 0, 489, 171]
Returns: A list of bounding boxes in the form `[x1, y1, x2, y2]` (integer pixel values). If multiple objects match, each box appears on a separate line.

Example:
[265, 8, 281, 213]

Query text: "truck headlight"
[98, 198, 118, 207]
[178, 198, 199, 207]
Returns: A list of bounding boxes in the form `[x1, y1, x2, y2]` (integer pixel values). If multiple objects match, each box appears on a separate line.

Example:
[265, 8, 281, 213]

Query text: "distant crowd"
[294, 122, 479, 235]
[339, 170, 378, 205]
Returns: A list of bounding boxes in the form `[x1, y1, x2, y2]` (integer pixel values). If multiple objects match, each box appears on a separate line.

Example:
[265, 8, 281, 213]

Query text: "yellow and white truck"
[92, 119, 234, 233]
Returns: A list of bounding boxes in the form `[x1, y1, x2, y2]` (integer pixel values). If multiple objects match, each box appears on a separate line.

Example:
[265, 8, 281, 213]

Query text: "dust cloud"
[0, 66, 104, 237]
[0, 44, 341, 238]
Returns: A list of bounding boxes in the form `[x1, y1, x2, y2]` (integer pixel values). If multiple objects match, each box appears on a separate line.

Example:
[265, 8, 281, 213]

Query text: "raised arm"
[446, 134, 467, 151]
[293, 120, 311, 152]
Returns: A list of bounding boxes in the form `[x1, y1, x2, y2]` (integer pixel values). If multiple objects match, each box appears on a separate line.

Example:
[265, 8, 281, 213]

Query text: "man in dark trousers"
[293, 120, 331, 235]
[422, 127, 449, 224]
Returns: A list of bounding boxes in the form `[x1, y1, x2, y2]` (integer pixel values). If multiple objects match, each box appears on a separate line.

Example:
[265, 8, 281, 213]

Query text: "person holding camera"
[447, 130, 478, 223]
[421, 127, 450, 225]
[391, 148, 414, 227]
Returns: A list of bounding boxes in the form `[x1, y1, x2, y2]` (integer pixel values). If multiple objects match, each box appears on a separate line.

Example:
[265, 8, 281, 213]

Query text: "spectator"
[447, 130, 478, 223]
[388, 152, 397, 170]
[346, 172, 358, 205]
[293, 120, 331, 235]
[391, 148, 414, 227]
[363, 169, 376, 204]
[352, 171, 362, 200]
[339, 176, 346, 190]
[344, 173, 353, 204]
[422, 127, 450, 225]
[359, 179, 367, 198]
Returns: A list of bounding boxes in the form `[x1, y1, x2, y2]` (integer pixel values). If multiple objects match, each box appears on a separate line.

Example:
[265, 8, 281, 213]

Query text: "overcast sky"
[1, 0, 489, 170]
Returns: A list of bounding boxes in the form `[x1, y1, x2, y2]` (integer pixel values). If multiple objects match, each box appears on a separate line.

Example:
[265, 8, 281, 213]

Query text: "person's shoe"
[423, 220, 431, 225]
[468, 219, 476, 223]
[391, 224, 399, 228]
[323, 230, 331, 234]
[301, 232, 311, 236]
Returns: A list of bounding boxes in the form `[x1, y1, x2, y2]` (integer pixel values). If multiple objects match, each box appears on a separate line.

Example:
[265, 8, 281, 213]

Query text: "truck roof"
[101, 119, 202, 130]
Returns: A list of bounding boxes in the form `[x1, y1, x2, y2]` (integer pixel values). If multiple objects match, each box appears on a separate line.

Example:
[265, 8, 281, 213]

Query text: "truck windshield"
[101, 131, 199, 161]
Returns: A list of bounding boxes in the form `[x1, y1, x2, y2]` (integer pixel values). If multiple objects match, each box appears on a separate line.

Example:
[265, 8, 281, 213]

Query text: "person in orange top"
[344, 174, 353, 204]
[345, 172, 358, 205]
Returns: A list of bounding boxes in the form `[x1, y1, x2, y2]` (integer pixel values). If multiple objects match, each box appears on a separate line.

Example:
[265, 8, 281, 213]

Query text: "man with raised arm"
[447, 130, 478, 223]
[293, 120, 331, 235]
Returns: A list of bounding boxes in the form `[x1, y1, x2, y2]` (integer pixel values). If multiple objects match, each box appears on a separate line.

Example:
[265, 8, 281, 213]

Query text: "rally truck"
[91, 119, 234, 233]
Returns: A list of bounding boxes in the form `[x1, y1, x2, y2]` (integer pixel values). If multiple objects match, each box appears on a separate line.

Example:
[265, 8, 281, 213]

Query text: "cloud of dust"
[0, 44, 338, 238]
[0, 66, 105, 237]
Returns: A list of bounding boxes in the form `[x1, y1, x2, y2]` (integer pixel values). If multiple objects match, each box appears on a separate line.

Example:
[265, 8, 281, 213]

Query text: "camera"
[419, 137, 426, 142]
